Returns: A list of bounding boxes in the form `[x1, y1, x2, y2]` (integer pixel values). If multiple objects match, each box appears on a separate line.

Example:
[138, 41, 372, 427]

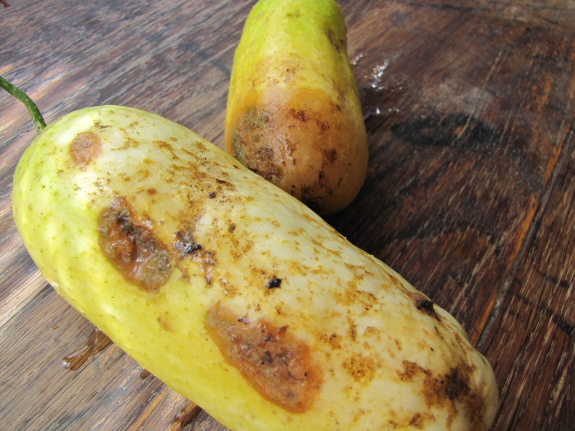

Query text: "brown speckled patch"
[409, 411, 436, 428]
[334, 284, 378, 314]
[399, 360, 485, 428]
[98, 197, 172, 292]
[342, 354, 379, 384]
[205, 304, 323, 413]
[320, 332, 343, 349]
[70, 131, 102, 168]
[230, 107, 284, 182]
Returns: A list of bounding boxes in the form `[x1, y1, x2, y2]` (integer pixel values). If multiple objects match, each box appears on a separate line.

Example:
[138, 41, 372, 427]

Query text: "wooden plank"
[479, 131, 575, 430]
[331, 0, 575, 343]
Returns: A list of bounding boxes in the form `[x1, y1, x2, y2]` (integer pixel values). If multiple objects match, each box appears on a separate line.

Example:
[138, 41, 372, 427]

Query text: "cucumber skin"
[13, 106, 498, 431]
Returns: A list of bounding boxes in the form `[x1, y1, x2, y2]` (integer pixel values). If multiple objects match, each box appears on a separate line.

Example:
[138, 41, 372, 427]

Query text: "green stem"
[0, 75, 46, 134]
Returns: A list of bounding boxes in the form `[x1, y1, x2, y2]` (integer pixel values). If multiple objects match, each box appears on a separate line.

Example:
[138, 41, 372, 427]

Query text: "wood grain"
[478, 137, 575, 430]
[1, 0, 574, 430]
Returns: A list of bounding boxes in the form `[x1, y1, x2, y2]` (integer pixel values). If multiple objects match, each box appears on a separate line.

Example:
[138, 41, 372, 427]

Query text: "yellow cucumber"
[12, 106, 497, 431]
[225, 0, 368, 214]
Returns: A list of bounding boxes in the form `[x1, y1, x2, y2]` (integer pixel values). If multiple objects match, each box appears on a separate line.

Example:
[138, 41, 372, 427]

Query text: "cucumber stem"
[0, 75, 46, 134]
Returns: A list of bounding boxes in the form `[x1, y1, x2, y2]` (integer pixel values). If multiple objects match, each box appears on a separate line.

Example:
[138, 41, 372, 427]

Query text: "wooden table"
[1, 0, 573, 430]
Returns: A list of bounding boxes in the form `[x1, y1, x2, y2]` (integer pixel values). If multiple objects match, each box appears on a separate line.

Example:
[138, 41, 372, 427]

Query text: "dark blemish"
[399, 361, 484, 427]
[410, 293, 440, 320]
[267, 278, 282, 289]
[326, 29, 344, 53]
[147, 188, 157, 195]
[208, 192, 217, 199]
[317, 120, 330, 131]
[252, 147, 282, 181]
[174, 229, 202, 256]
[231, 107, 284, 181]
[261, 112, 272, 123]
[228, 223, 237, 232]
[322, 148, 337, 164]
[417, 299, 439, 319]
[1, 1, 11, 8]
[70, 131, 102, 168]
[408, 412, 431, 428]
[94, 121, 111, 129]
[98, 197, 172, 292]
[205, 305, 322, 413]
[399, 361, 429, 381]
[443, 367, 470, 400]
[289, 108, 306, 122]
[258, 146, 274, 157]
[392, 112, 498, 149]
[261, 350, 273, 365]
[348, 322, 358, 341]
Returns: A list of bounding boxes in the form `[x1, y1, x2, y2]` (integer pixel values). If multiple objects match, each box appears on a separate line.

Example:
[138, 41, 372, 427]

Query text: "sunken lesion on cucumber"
[230, 106, 285, 182]
[70, 131, 102, 168]
[205, 303, 323, 413]
[98, 197, 172, 292]
[409, 292, 440, 321]
[230, 101, 341, 206]
[398, 361, 485, 428]
[326, 28, 346, 55]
